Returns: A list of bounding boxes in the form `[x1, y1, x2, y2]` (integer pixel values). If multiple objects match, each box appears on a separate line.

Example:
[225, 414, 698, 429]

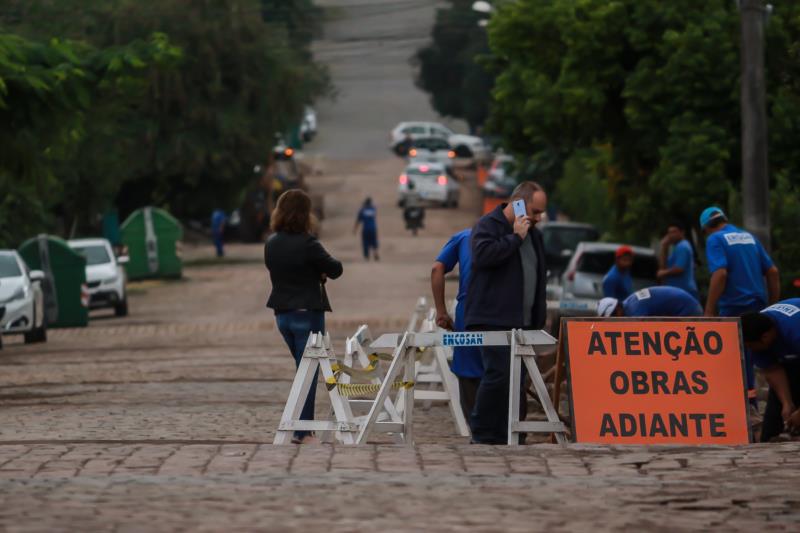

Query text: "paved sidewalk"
[0, 442, 798, 531]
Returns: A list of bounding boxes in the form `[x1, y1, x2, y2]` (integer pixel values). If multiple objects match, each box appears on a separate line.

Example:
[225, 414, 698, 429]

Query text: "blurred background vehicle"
[68, 238, 129, 317]
[406, 137, 456, 170]
[397, 162, 460, 208]
[541, 222, 601, 281]
[0, 250, 47, 345]
[390, 121, 489, 161]
[300, 106, 317, 142]
[482, 153, 519, 198]
[558, 242, 657, 317]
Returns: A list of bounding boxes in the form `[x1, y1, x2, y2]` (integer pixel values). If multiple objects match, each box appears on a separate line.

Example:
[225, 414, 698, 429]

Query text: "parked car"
[487, 153, 516, 181]
[397, 162, 460, 208]
[68, 238, 129, 316]
[0, 250, 47, 346]
[389, 121, 490, 161]
[541, 222, 601, 280]
[406, 137, 456, 169]
[558, 242, 658, 317]
[300, 106, 317, 142]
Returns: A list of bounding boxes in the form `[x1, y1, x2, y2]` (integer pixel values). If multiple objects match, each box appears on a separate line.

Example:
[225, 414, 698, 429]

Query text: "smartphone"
[512, 199, 527, 218]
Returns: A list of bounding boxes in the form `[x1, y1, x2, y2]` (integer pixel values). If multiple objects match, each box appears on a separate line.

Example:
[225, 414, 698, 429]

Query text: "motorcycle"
[403, 192, 425, 236]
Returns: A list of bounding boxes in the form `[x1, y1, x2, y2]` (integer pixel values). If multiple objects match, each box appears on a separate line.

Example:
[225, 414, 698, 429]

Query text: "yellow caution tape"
[325, 377, 414, 398]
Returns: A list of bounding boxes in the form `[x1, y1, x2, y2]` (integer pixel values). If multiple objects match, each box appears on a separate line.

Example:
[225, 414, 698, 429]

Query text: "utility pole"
[739, 0, 771, 249]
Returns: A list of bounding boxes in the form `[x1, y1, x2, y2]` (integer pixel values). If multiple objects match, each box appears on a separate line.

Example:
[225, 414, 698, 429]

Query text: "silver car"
[397, 162, 460, 208]
[558, 242, 658, 317]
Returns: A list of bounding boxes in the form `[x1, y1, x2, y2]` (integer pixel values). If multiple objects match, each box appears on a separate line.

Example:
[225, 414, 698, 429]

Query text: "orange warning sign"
[564, 318, 750, 445]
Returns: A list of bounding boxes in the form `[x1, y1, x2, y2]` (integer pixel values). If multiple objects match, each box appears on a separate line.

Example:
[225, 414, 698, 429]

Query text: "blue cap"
[699, 206, 726, 228]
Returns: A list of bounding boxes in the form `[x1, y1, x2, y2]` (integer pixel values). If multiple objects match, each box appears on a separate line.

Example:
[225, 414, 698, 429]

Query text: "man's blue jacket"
[465, 204, 547, 330]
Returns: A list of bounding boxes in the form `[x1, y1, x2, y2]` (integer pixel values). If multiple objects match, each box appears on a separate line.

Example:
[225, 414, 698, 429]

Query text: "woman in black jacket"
[265, 190, 343, 444]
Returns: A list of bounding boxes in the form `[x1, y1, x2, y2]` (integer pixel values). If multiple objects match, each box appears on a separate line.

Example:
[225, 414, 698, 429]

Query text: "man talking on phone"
[465, 181, 548, 444]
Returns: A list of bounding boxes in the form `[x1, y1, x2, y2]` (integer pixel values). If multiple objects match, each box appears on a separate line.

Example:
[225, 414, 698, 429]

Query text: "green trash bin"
[121, 207, 183, 280]
[18, 234, 89, 328]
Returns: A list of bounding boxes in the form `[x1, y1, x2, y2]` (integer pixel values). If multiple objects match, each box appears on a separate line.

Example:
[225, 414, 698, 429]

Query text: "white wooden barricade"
[405, 309, 470, 437]
[343, 325, 403, 432]
[366, 329, 568, 445]
[274, 331, 417, 445]
[274, 332, 358, 444]
[406, 296, 428, 333]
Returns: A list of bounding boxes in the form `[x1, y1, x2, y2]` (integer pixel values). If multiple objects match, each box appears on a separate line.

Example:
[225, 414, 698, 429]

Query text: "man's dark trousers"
[468, 325, 527, 444]
[760, 358, 800, 442]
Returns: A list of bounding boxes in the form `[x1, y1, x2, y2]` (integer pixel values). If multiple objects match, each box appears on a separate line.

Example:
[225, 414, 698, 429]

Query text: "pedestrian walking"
[265, 190, 343, 445]
[597, 286, 703, 318]
[657, 221, 700, 301]
[354, 197, 380, 261]
[741, 300, 800, 441]
[431, 228, 483, 421]
[700, 206, 780, 405]
[211, 209, 227, 258]
[602, 246, 634, 300]
[465, 181, 548, 444]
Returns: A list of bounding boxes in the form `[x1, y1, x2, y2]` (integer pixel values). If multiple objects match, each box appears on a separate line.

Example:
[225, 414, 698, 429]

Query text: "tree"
[1, 0, 331, 234]
[0, 31, 179, 247]
[414, 0, 493, 132]
[487, 0, 800, 250]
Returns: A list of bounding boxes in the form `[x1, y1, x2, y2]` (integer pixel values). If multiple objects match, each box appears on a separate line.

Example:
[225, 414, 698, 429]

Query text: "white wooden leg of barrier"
[435, 346, 470, 437]
[508, 332, 522, 446]
[523, 353, 567, 445]
[506, 330, 568, 446]
[401, 345, 416, 444]
[274, 347, 321, 445]
[356, 334, 410, 444]
[318, 357, 357, 445]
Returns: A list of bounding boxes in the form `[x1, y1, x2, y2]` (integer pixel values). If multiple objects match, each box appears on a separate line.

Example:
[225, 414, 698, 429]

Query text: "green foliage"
[0, 0, 330, 247]
[771, 172, 800, 298]
[414, 0, 493, 131]
[553, 149, 613, 235]
[488, 0, 800, 251]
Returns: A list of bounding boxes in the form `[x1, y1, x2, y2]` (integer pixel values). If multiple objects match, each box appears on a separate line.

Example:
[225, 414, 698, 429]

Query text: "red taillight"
[567, 271, 575, 282]
[447, 150, 456, 158]
[794, 278, 800, 288]
[437, 175, 447, 186]
[284, 148, 294, 157]
[399, 174, 408, 185]
[409, 148, 417, 157]
[419, 165, 429, 172]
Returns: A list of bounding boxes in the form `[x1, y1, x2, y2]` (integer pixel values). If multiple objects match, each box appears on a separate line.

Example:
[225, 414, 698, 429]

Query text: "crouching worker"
[597, 286, 703, 318]
[741, 300, 800, 441]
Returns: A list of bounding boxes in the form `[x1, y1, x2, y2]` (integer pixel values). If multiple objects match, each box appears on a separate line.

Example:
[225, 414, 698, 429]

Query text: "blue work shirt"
[357, 207, 378, 234]
[665, 239, 699, 300]
[622, 286, 703, 317]
[603, 265, 633, 301]
[753, 299, 800, 370]
[211, 209, 227, 235]
[436, 229, 483, 378]
[705, 224, 773, 316]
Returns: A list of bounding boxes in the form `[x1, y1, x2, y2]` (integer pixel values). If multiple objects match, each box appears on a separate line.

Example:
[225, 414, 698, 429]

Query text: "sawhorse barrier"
[366, 329, 568, 445]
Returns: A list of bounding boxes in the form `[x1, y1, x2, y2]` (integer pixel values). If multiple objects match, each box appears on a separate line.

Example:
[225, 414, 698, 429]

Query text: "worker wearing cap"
[700, 206, 780, 403]
[597, 286, 703, 318]
[602, 246, 634, 301]
[741, 300, 800, 441]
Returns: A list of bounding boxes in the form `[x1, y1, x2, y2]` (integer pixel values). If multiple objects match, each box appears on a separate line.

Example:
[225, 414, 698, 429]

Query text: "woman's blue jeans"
[276, 310, 325, 439]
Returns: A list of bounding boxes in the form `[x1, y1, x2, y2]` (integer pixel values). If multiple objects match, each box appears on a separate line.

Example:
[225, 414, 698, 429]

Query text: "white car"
[397, 162, 460, 208]
[68, 239, 129, 316]
[390, 121, 490, 161]
[407, 137, 456, 169]
[0, 250, 47, 347]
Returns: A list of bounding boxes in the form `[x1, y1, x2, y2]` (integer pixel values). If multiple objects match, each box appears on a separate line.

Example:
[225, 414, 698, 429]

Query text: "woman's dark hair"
[271, 189, 312, 234]
[741, 312, 774, 342]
